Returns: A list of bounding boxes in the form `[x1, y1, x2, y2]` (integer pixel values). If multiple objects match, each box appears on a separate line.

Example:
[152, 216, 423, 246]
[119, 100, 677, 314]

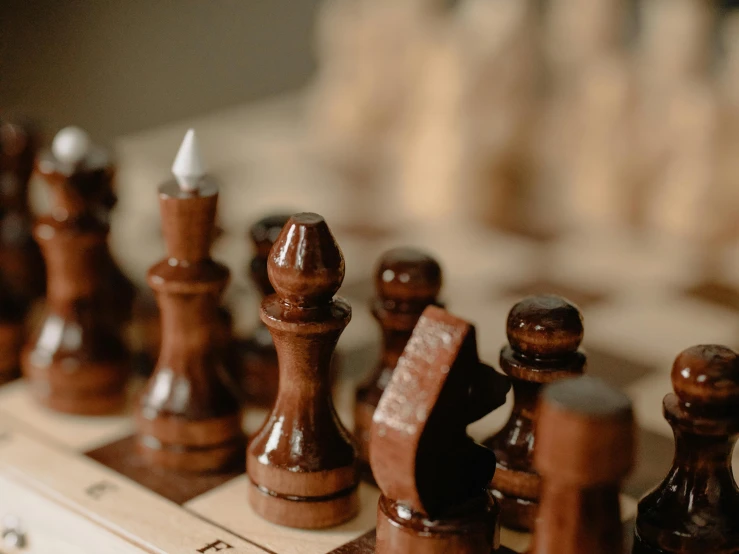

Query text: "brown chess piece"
[355, 247, 442, 479]
[532, 375, 635, 554]
[240, 213, 290, 406]
[22, 127, 130, 415]
[0, 274, 24, 385]
[633, 345, 739, 553]
[371, 305, 510, 554]
[484, 294, 586, 531]
[136, 130, 244, 472]
[246, 212, 358, 529]
[0, 117, 45, 306]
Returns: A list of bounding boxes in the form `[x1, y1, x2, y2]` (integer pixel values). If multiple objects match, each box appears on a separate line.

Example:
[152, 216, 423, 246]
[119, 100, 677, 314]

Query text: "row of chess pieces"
[310, 0, 739, 244]
[2, 119, 738, 552]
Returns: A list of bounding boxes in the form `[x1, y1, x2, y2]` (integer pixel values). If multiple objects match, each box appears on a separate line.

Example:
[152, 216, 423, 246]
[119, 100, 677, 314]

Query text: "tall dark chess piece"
[136, 130, 244, 472]
[247, 212, 358, 529]
[355, 247, 442, 478]
[240, 214, 290, 406]
[484, 295, 586, 530]
[633, 345, 739, 553]
[0, 119, 45, 384]
[371, 306, 510, 553]
[0, 117, 45, 305]
[532, 376, 634, 554]
[22, 127, 130, 414]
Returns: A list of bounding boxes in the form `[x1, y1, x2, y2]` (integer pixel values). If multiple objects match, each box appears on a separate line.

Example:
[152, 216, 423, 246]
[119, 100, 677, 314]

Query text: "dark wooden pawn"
[22, 134, 130, 414]
[371, 306, 510, 554]
[246, 212, 358, 529]
[0, 118, 45, 306]
[633, 345, 739, 553]
[239, 214, 290, 406]
[532, 376, 635, 554]
[484, 294, 586, 531]
[355, 247, 442, 477]
[136, 176, 244, 472]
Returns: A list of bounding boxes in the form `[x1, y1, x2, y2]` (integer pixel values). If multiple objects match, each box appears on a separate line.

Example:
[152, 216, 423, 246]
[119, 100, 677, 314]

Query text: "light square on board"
[0, 380, 135, 452]
[584, 294, 739, 370]
[185, 476, 380, 554]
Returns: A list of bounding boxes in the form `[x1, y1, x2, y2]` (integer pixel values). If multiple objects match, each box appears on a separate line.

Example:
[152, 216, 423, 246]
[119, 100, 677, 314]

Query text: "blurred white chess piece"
[52, 126, 91, 167]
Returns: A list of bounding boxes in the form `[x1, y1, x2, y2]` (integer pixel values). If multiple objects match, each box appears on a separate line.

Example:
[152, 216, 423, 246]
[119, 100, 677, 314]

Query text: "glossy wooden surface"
[532, 376, 634, 554]
[246, 212, 359, 529]
[22, 152, 130, 415]
[136, 180, 243, 472]
[633, 345, 739, 553]
[355, 247, 442, 477]
[240, 213, 290, 406]
[484, 294, 586, 530]
[371, 305, 509, 553]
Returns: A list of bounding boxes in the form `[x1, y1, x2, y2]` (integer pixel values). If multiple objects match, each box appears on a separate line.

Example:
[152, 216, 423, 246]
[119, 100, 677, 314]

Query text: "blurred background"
[5, 0, 739, 240]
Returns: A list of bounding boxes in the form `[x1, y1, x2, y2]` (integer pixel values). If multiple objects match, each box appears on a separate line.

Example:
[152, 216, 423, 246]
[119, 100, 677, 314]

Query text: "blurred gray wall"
[1, 0, 320, 140]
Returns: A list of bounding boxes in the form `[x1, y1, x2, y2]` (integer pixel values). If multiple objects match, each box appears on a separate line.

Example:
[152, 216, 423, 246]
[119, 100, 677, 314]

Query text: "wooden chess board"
[3, 94, 739, 553]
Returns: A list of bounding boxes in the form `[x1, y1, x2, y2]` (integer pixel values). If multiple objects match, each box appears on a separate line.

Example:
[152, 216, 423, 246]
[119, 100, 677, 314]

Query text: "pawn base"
[247, 480, 359, 529]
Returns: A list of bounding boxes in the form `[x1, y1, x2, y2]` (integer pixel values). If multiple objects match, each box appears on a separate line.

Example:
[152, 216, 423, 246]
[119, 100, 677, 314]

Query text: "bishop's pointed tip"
[172, 128, 206, 192]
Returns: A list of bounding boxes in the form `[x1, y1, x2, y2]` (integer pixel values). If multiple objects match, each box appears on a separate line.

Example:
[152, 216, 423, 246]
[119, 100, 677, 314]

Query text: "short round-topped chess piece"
[484, 294, 586, 530]
[355, 247, 442, 477]
[0, 118, 45, 306]
[532, 376, 635, 554]
[633, 345, 739, 553]
[246, 212, 358, 529]
[136, 130, 244, 472]
[22, 127, 130, 415]
[371, 306, 510, 554]
[240, 213, 291, 406]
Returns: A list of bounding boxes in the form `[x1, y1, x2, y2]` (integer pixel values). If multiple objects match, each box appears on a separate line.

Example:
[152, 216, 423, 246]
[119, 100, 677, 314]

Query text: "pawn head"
[375, 247, 442, 302]
[507, 295, 584, 357]
[671, 345, 739, 411]
[268, 213, 345, 305]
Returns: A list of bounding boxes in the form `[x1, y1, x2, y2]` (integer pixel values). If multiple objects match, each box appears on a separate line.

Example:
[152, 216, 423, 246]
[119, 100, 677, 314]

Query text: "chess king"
[135, 129, 244, 472]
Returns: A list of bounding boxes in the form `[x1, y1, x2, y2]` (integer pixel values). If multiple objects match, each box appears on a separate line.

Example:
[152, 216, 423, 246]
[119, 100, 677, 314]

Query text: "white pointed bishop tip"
[172, 128, 206, 192]
[52, 126, 91, 166]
